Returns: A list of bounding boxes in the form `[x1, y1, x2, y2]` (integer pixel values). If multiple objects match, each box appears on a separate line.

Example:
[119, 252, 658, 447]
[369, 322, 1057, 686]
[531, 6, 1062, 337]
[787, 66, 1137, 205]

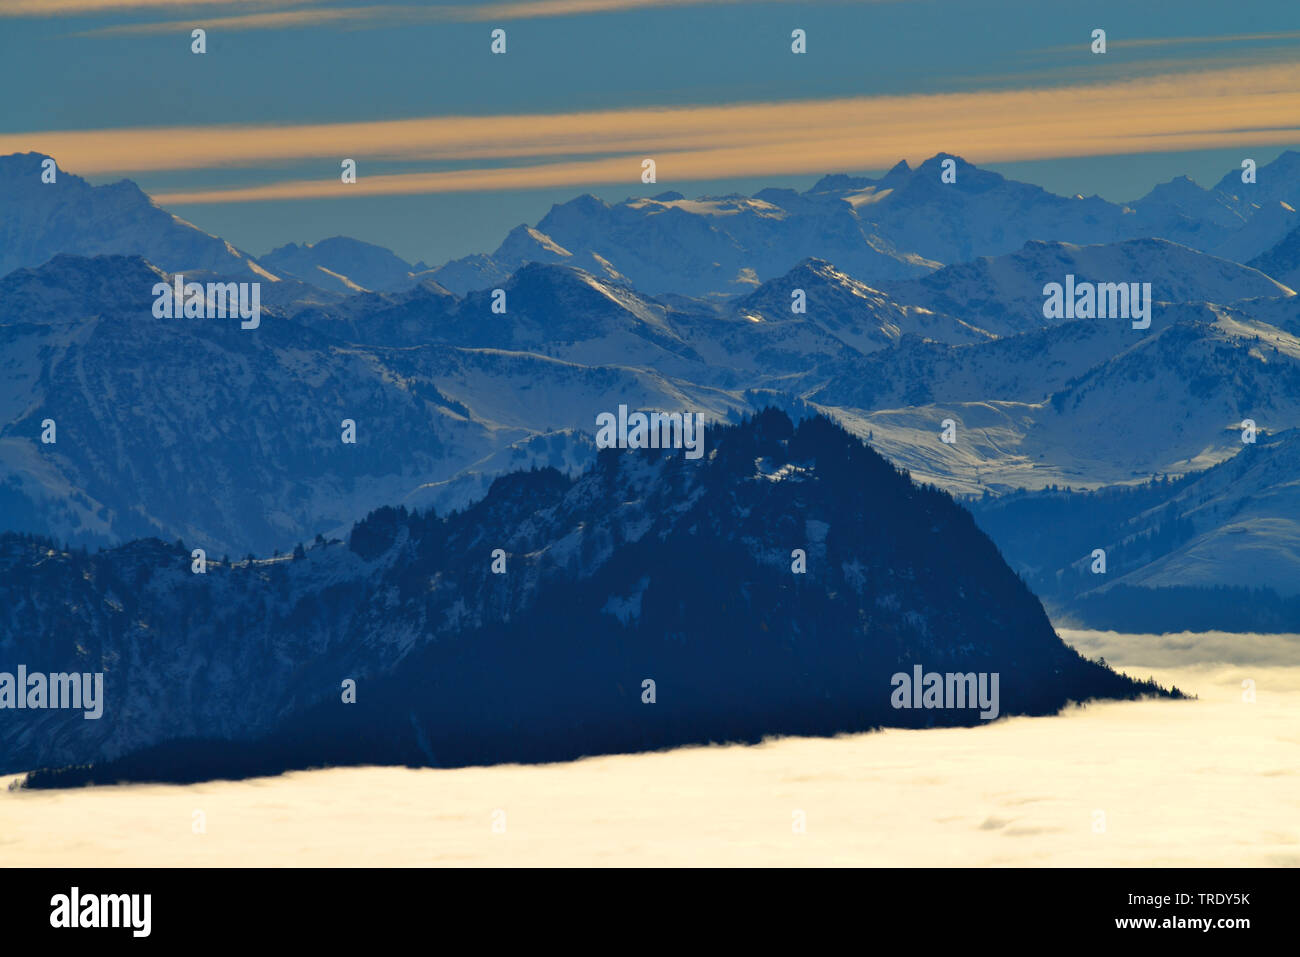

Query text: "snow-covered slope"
[427, 188, 939, 296]
[0, 255, 506, 553]
[1205, 150, 1300, 261]
[968, 429, 1300, 630]
[260, 236, 425, 293]
[1106, 431, 1300, 596]
[810, 154, 1145, 266]
[815, 302, 1300, 493]
[1249, 222, 1300, 289]
[734, 258, 991, 351]
[0, 255, 748, 553]
[879, 238, 1294, 337]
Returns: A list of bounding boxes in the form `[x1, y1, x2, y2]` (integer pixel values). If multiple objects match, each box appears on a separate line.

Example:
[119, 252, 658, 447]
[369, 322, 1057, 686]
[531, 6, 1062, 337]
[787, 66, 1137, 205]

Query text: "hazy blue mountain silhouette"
[259, 236, 426, 293]
[5, 247, 1299, 603]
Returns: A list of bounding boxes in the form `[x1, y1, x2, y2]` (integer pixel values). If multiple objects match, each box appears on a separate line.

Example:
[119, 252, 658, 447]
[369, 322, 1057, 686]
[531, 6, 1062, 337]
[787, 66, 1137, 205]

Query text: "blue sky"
[2, 0, 1298, 265]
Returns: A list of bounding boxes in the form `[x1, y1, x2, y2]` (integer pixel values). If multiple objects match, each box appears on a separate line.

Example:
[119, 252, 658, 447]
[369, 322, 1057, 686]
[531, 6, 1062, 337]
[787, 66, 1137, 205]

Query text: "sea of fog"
[3, 629, 1298, 867]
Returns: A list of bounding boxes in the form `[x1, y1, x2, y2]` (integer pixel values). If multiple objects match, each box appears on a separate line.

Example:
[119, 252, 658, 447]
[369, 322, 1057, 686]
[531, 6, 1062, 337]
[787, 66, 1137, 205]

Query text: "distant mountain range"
[425, 151, 1300, 296]
[4, 412, 1170, 783]
[9, 148, 1299, 301]
[2, 148, 1299, 634]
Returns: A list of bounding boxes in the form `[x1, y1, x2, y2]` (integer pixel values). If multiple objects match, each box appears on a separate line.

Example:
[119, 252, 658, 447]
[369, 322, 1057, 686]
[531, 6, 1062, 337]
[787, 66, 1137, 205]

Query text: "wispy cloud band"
[3, 0, 857, 26]
[5, 62, 1297, 203]
[0, 0, 307, 15]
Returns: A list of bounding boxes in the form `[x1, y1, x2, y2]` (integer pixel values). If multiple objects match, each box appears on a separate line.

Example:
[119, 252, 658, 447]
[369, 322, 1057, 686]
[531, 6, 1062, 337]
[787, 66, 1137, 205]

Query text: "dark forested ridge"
[4, 411, 1173, 787]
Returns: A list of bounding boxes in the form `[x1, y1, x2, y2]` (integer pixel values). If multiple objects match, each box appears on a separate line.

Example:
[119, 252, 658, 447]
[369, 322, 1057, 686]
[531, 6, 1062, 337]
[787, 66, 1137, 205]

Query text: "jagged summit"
[0, 152, 273, 281]
[259, 235, 421, 294]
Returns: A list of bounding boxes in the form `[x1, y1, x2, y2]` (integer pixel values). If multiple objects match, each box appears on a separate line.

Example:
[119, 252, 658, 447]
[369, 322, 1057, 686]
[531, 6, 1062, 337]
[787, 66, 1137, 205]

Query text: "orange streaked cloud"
[75, 6, 380, 32]
[9, 0, 880, 29]
[0, 0, 309, 15]
[4, 62, 1297, 204]
[1111, 29, 1300, 49]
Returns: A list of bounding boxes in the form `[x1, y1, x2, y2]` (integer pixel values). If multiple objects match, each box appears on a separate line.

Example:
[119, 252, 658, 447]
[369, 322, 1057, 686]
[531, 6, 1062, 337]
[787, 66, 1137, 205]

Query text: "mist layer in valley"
[2, 629, 1294, 867]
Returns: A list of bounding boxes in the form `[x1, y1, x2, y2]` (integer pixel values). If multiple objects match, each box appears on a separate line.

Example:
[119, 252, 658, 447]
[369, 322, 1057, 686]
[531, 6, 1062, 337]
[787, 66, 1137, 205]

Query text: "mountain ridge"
[5, 410, 1172, 785]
